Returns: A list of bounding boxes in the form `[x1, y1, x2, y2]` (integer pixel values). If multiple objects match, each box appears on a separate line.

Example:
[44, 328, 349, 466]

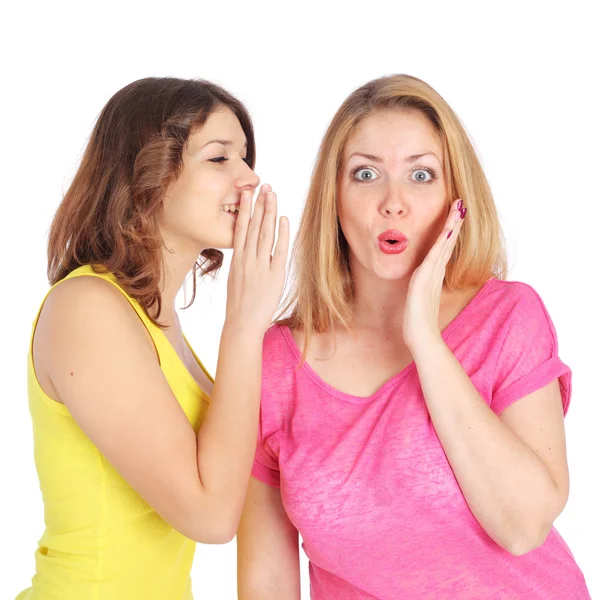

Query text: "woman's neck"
[158, 239, 205, 328]
[350, 275, 411, 332]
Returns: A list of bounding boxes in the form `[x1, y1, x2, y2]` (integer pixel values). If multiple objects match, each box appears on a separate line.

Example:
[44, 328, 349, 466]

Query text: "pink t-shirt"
[251, 279, 591, 599]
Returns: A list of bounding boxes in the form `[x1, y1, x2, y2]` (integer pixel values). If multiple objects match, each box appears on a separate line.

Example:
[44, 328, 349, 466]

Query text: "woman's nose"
[237, 162, 260, 191]
[380, 192, 406, 216]
[383, 205, 403, 216]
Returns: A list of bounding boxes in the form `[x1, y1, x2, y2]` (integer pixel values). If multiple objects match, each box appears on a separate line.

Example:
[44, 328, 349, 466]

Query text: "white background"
[1, 1, 598, 598]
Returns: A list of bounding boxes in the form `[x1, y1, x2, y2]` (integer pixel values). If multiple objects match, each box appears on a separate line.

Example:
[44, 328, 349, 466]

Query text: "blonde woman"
[237, 75, 590, 599]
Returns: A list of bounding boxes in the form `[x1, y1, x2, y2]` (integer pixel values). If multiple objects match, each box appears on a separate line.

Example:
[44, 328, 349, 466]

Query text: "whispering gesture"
[226, 184, 290, 335]
[403, 199, 467, 349]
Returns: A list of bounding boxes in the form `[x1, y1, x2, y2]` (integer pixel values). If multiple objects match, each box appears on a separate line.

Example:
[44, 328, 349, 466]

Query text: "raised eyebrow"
[348, 151, 440, 163]
[406, 152, 440, 163]
[348, 152, 383, 162]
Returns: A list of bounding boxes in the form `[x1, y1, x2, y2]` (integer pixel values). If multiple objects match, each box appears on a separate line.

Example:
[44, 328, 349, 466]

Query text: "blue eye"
[411, 168, 434, 183]
[353, 167, 378, 182]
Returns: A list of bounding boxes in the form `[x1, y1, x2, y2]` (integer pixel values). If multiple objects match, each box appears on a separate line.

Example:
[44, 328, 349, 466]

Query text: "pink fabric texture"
[252, 279, 590, 599]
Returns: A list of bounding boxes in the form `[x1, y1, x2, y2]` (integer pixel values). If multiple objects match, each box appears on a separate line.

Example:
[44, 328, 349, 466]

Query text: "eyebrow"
[199, 139, 248, 150]
[348, 151, 439, 163]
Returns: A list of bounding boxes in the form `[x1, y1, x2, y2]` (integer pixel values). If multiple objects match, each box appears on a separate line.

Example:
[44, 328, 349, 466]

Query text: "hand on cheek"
[402, 199, 467, 349]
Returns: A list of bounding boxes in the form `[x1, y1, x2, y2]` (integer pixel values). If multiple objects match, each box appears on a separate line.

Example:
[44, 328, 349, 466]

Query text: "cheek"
[414, 196, 446, 224]
[203, 169, 232, 195]
[337, 196, 363, 246]
[184, 168, 229, 203]
[177, 169, 232, 218]
[411, 196, 449, 251]
[337, 185, 374, 232]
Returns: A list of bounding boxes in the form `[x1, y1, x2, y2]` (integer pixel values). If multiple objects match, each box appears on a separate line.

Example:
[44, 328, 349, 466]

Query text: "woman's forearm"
[195, 321, 265, 540]
[411, 334, 563, 554]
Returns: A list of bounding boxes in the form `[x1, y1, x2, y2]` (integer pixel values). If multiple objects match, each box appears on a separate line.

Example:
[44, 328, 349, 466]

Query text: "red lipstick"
[377, 230, 409, 255]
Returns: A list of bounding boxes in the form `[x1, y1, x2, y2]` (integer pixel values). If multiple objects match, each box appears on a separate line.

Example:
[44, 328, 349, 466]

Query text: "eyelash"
[411, 166, 436, 183]
[350, 165, 437, 183]
[209, 156, 252, 166]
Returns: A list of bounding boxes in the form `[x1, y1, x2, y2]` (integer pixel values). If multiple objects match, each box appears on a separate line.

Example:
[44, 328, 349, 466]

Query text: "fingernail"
[457, 200, 463, 210]
[447, 230, 453, 239]
[263, 184, 271, 192]
[460, 207, 467, 220]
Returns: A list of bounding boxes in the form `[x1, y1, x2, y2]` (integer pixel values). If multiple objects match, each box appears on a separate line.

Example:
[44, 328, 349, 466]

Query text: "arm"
[35, 276, 260, 543]
[237, 477, 301, 599]
[403, 200, 569, 556]
[411, 335, 569, 556]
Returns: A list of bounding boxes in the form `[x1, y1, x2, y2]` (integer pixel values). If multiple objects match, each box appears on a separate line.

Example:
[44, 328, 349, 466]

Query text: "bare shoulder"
[41, 275, 138, 320]
[37, 275, 150, 343]
[34, 275, 156, 401]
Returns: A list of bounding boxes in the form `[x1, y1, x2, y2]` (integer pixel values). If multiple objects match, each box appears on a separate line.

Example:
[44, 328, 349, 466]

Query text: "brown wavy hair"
[278, 74, 507, 355]
[48, 77, 256, 326]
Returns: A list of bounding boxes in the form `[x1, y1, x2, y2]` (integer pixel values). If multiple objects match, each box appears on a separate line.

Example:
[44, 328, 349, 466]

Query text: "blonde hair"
[279, 74, 507, 353]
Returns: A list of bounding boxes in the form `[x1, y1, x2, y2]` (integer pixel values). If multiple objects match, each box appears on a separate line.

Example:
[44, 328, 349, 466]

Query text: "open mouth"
[221, 204, 240, 214]
[377, 230, 409, 255]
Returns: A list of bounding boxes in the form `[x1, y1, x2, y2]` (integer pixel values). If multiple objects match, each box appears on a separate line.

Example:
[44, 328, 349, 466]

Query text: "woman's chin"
[351, 252, 414, 282]
[369, 256, 414, 281]
[370, 261, 415, 282]
[196, 229, 235, 252]
[377, 270, 412, 282]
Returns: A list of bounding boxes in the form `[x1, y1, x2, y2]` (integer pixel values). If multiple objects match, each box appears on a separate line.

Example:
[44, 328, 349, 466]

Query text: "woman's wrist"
[221, 318, 267, 342]
[406, 330, 445, 361]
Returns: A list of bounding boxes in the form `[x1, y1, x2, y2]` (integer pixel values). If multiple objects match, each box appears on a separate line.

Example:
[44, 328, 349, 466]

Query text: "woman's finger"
[444, 199, 463, 238]
[244, 185, 269, 253]
[442, 201, 466, 261]
[271, 215, 290, 274]
[232, 190, 252, 253]
[420, 199, 462, 270]
[257, 191, 277, 262]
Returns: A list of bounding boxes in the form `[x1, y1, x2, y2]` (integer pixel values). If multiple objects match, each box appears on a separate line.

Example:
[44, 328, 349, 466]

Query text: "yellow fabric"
[17, 265, 212, 600]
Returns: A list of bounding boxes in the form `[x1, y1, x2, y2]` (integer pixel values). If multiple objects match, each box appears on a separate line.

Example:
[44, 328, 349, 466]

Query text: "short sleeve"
[251, 412, 280, 488]
[490, 283, 572, 416]
[250, 327, 291, 488]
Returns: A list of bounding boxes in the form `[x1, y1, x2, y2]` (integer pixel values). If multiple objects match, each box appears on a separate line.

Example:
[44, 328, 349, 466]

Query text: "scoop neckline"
[280, 278, 497, 404]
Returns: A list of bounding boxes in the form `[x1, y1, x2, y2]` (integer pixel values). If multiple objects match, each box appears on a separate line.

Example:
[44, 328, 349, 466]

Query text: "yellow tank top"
[17, 265, 212, 600]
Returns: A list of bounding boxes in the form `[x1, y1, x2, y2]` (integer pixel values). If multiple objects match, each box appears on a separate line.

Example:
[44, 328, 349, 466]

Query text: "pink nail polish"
[447, 230, 453, 239]
[460, 207, 467, 220]
[457, 200, 463, 210]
